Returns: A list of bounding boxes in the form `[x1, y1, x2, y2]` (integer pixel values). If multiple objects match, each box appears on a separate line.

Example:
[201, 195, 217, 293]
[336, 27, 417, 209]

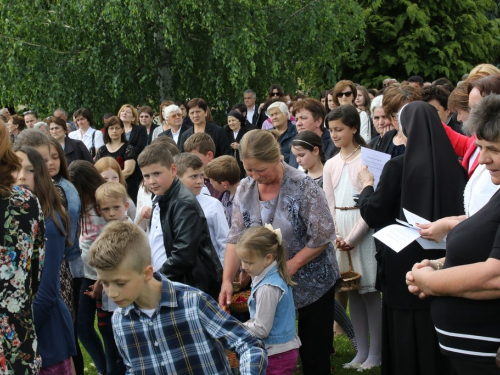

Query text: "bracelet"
[432, 260, 443, 270]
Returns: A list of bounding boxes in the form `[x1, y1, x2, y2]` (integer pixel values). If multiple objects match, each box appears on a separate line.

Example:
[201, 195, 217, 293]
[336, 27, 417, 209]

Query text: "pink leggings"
[266, 348, 299, 375]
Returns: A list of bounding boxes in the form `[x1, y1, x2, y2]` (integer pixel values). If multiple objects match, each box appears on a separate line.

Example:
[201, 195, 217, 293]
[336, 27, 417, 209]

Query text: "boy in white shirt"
[174, 153, 229, 265]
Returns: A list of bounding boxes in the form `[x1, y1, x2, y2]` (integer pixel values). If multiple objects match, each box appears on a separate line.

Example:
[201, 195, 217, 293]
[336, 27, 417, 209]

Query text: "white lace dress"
[334, 165, 377, 294]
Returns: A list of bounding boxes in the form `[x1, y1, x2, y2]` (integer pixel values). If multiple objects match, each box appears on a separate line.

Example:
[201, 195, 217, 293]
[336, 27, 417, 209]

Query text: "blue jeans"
[77, 278, 106, 374]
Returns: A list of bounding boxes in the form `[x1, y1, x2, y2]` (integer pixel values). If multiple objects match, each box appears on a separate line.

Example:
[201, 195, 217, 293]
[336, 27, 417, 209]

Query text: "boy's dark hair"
[407, 75, 424, 87]
[433, 77, 455, 93]
[205, 155, 240, 185]
[138, 143, 174, 169]
[421, 86, 450, 110]
[183, 133, 216, 155]
[174, 153, 204, 177]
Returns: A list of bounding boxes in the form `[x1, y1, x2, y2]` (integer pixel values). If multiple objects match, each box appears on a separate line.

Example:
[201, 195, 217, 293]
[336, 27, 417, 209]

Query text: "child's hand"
[141, 206, 152, 220]
[84, 281, 103, 300]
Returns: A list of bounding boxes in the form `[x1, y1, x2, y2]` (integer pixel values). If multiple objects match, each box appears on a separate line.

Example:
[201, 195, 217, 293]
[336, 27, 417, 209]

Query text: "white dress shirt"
[68, 127, 104, 150]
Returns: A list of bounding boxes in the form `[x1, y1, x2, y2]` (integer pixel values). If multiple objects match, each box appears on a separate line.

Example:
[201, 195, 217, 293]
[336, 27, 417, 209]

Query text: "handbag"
[88, 131, 96, 158]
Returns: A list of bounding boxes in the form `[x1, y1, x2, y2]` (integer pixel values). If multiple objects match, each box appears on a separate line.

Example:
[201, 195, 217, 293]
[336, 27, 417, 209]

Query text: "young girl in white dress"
[323, 105, 382, 371]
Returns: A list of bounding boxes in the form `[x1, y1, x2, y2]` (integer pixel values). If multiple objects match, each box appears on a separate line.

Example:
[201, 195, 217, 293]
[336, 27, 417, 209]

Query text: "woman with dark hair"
[118, 103, 147, 156]
[224, 110, 250, 178]
[69, 108, 104, 158]
[95, 116, 142, 204]
[14, 145, 76, 375]
[332, 80, 371, 143]
[323, 106, 381, 371]
[358, 101, 467, 375]
[6, 115, 26, 143]
[0, 125, 45, 375]
[179, 97, 231, 157]
[48, 116, 93, 166]
[327, 90, 336, 112]
[138, 105, 158, 146]
[219, 129, 341, 375]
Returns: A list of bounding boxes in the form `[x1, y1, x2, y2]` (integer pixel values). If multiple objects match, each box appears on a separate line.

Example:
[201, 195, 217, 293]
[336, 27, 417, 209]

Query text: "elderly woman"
[367, 95, 394, 150]
[95, 116, 142, 204]
[117, 104, 147, 156]
[47, 116, 93, 166]
[151, 101, 174, 141]
[6, 115, 26, 143]
[264, 101, 297, 164]
[332, 80, 371, 143]
[156, 104, 189, 145]
[406, 94, 500, 375]
[219, 129, 341, 375]
[358, 101, 467, 375]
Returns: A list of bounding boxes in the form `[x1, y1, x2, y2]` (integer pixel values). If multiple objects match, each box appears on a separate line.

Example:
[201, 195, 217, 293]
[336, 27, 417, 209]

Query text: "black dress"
[95, 143, 142, 204]
[359, 101, 467, 375]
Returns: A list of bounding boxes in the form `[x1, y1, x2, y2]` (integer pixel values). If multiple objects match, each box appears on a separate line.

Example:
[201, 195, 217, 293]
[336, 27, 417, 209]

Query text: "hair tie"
[264, 223, 282, 245]
[292, 139, 315, 148]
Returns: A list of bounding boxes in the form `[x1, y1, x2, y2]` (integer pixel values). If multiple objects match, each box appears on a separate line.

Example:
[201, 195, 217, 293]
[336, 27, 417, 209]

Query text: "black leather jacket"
[158, 178, 222, 299]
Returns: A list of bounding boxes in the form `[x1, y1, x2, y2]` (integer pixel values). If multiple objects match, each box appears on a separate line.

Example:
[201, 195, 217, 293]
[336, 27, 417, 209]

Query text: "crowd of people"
[1, 63, 500, 375]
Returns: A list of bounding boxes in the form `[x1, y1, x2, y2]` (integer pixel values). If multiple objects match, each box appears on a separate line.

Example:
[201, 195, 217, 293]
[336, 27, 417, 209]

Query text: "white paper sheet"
[361, 147, 391, 190]
[373, 208, 447, 252]
[372, 224, 421, 253]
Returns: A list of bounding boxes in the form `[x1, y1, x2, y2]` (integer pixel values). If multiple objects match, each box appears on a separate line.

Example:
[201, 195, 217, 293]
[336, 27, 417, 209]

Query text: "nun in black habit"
[357, 101, 468, 375]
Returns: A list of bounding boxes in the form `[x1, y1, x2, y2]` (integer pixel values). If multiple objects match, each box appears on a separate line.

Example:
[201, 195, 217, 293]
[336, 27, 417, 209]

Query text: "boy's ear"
[222, 181, 229, 190]
[96, 205, 102, 215]
[170, 163, 177, 177]
[124, 200, 130, 211]
[143, 265, 154, 280]
[206, 151, 214, 161]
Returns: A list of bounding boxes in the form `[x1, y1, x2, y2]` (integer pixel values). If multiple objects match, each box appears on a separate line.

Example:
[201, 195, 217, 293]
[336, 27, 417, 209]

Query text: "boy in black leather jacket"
[137, 143, 222, 300]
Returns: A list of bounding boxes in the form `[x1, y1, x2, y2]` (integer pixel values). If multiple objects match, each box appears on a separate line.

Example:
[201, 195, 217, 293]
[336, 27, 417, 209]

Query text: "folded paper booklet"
[372, 208, 446, 253]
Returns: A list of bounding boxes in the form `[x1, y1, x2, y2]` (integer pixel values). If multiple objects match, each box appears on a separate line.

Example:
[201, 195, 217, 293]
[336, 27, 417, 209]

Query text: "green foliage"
[343, 0, 500, 87]
[0, 0, 364, 123]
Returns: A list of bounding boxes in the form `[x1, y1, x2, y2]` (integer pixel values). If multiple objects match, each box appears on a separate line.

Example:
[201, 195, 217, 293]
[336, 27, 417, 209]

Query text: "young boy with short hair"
[137, 143, 222, 299]
[205, 155, 241, 227]
[89, 221, 267, 374]
[96, 182, 131, 222]
[183, 132, 223, 199]
[174, 153, 229, 265]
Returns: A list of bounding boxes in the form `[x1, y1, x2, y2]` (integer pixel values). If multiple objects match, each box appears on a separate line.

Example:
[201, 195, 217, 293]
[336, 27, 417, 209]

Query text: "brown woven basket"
[231, 290, 251, 313]
[226, 349, 239, 368]
[338, 248, 361, 292]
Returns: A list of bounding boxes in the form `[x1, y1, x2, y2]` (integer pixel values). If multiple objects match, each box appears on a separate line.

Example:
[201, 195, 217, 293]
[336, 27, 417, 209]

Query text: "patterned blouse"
[0, 186, 45, 374]
[227, 163, 340, 309]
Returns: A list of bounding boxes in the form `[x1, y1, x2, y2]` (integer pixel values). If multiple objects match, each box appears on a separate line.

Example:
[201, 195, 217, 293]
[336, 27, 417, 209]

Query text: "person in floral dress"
[0, 123, 45, 374]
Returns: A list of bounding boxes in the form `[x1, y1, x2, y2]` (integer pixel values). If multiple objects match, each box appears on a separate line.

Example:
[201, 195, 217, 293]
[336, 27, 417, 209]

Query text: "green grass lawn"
[80, 331, 381, 375]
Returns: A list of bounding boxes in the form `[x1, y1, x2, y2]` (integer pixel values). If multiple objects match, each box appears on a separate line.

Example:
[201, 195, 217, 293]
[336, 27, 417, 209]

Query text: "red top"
[441, 123, 477, 177]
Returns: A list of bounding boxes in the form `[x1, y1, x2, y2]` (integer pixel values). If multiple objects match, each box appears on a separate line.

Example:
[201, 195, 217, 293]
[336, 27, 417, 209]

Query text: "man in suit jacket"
[244, 89, 259, 127]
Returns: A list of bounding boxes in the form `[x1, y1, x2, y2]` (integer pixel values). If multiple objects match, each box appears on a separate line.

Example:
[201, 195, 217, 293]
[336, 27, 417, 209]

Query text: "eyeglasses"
[23, 110, 35, 116]
[336, 91, 353, 99]
[271, 92, 280, 97]
[170, 113, 182, 118]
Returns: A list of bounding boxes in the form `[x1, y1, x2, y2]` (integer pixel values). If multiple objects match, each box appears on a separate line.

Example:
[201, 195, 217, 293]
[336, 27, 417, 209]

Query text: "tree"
[343, 0, 500, 87]
[0, 0, 364, 123]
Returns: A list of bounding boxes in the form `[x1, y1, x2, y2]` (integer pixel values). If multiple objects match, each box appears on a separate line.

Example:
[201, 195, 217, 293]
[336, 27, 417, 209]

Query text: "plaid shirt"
[112, 273, 267, 374]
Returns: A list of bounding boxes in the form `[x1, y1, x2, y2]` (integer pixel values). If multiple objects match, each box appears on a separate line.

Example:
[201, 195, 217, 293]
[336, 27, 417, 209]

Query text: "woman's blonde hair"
[94, 157, 127, 188]
[237, 226, 295, 286]
[240, 129, 281, 163]
[117, 104, 138, 125]
[470, 63, 500, 76]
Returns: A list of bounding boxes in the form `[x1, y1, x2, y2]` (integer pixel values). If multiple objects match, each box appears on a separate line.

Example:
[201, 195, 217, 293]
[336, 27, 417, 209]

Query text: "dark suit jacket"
[179, 122, 231, 158]
[64, 137, 93, 166]
[223, 125, 251, 179]
[129, 125, 148, 157]
[247, 105, 259, 127]
[159, 124, 191, 146]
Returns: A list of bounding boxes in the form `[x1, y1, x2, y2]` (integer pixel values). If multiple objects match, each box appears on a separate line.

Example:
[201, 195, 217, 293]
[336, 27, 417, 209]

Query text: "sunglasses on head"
[336, 91, 353, 99]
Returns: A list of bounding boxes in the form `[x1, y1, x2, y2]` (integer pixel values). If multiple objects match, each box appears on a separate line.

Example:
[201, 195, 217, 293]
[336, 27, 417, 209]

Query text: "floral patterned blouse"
[0, 186, 45, 374]
[227, 163, 341, 309]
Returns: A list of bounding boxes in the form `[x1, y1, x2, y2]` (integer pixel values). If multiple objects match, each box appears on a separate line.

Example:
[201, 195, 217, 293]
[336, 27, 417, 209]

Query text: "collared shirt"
[68, 127, 104, 150]
[112, 273, 268, 375]
[246, 105, 255, 124]
[149, 196, 167, 271]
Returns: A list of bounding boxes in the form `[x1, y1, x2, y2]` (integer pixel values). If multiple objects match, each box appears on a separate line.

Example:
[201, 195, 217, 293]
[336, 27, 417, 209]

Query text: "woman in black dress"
[357, 101, 467, 375]
[95, 116, 142, 204]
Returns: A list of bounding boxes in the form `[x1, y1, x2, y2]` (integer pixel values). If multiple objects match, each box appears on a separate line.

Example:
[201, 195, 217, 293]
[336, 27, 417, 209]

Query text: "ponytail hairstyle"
[14, 146, 71, 246]
[237, 225, 295, 286]
[68, 160, 105, 233]
[325, 105, 367, 147]
[291, 130, 325, 165]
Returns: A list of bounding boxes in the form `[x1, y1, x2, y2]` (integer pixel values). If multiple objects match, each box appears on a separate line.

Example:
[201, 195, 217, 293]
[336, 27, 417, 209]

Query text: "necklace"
[339, 145, 361, 163]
